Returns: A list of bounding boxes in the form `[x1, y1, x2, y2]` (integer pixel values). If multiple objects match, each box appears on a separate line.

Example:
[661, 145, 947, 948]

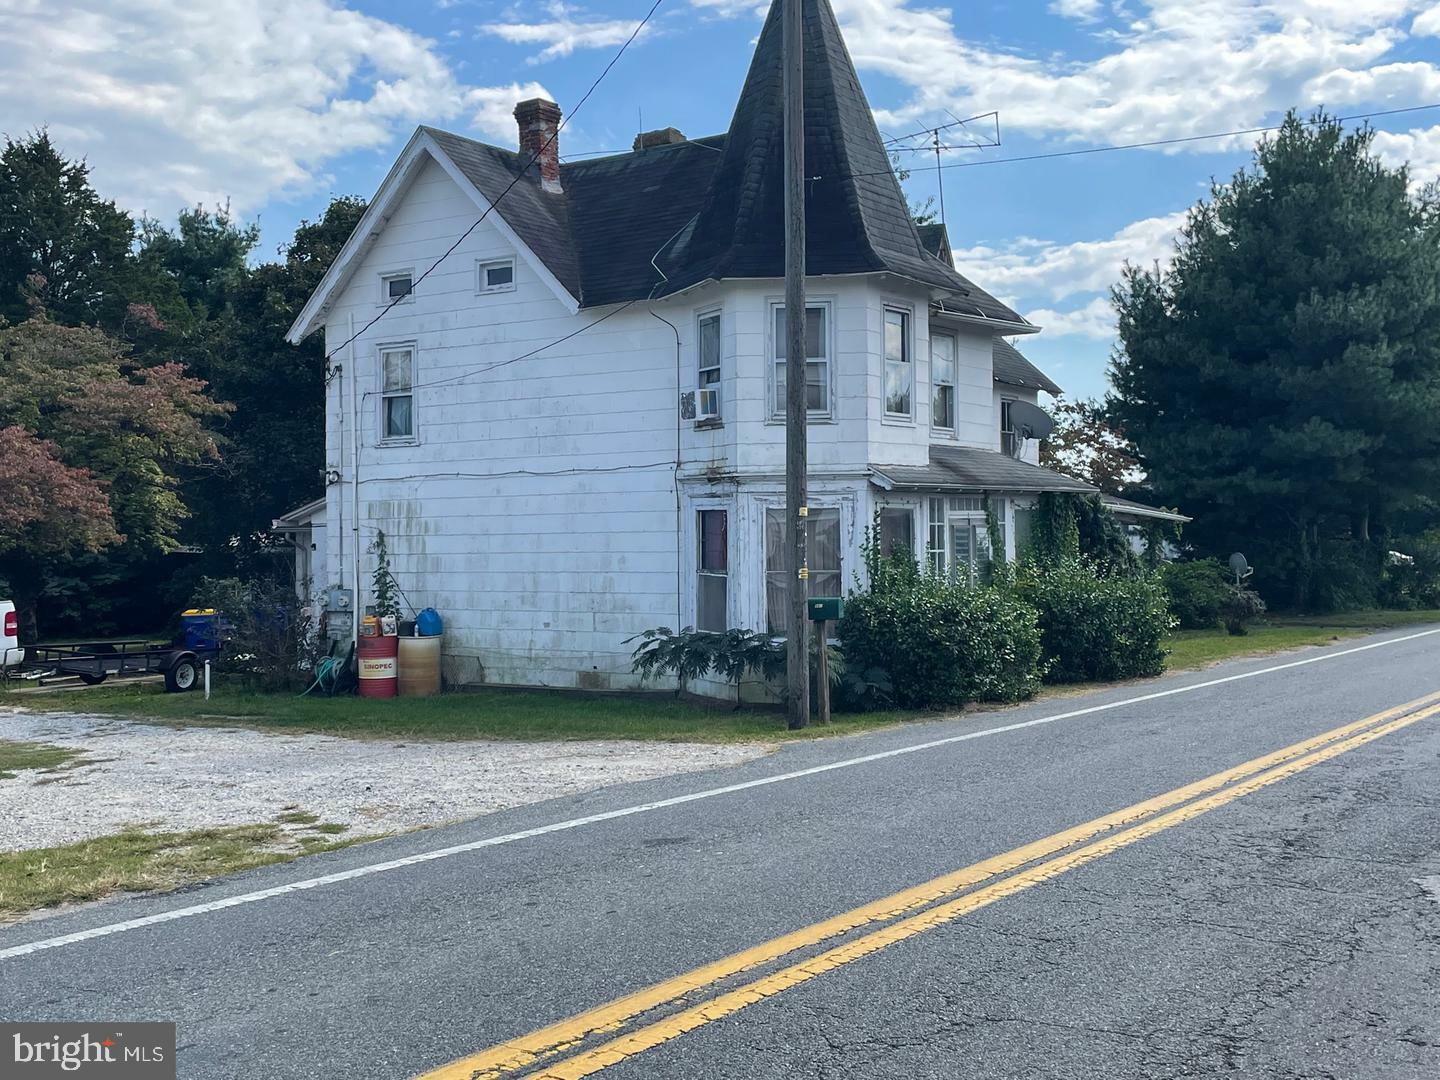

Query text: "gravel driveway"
[0, 708, 771, 851]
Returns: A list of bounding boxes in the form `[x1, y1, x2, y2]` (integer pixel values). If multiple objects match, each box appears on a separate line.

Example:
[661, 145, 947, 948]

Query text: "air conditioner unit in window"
[696, 386, 720, 421]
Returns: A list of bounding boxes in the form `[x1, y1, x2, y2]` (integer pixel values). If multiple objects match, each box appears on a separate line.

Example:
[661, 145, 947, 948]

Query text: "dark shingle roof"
[993, 338, 1062, 395]
[651, 0, 1027, 324]
[916, 223, 949, 260]
[423, 127, 579, 301]
[874, 445, 1095, 494]
[563, 136, 726, 307]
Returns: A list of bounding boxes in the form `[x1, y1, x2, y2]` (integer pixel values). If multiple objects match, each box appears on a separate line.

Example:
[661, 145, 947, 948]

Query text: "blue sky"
[5, 0, 1440, 399]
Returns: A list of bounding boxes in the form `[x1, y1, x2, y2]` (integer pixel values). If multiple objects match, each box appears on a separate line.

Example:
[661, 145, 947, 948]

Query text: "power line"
[323, 0, 666, 367]
[364, 299, 640, 400]
[849, 102, 1440, 181]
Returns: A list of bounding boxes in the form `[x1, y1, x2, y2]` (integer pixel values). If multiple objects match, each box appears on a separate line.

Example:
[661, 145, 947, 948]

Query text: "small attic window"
[478, 259, 515, 294]
[380, 271, 414, 305]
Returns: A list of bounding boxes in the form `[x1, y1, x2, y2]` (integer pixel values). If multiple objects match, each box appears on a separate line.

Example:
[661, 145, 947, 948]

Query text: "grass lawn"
[0, 740, 88, 779]
[7, 609, 1435, 743]
[5, 681, 915, 743]
[0, 819, 366, 921]
[1165, 609, 1440, 670]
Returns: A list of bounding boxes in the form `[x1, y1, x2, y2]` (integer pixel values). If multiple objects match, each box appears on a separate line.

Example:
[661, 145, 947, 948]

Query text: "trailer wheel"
[165, 657, 199, 693]
[77, 673, 108, 686]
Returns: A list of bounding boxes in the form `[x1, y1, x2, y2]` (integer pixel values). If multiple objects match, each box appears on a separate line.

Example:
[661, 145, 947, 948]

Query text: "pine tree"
[1109, 112, 1440, 608]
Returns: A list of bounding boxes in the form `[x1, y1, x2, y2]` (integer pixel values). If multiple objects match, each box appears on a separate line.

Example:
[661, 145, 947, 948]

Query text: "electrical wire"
[321, 0, 666, 367]
[843, 103, 1440, 181]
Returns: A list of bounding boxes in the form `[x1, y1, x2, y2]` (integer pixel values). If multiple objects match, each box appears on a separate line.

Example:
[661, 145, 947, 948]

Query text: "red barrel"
[357, 634, 398, 698]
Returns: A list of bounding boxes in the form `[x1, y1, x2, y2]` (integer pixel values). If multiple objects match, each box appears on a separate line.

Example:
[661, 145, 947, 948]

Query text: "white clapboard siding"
[318, 153, 1033, 691]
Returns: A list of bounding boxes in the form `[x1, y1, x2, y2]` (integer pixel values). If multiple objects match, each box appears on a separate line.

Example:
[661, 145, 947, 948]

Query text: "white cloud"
[465, 82, 555, 141]
[1026, 297, 1122, 339]
[953, 212, 1186, 306]
[0, 0, 548, 215]
[1049, 0, 1106, 20]
[1414, 5, 1440, 35]
[481, 2, 655, 64]
[697, 0, 1440, 158]
[1371, 122, 1440, 182]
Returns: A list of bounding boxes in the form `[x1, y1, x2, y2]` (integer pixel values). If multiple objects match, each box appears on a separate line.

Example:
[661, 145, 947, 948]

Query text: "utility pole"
[783, 0, 809, 729]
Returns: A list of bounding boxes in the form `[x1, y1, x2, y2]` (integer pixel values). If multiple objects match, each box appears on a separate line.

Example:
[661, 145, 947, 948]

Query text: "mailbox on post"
[807, 596, 842, 622]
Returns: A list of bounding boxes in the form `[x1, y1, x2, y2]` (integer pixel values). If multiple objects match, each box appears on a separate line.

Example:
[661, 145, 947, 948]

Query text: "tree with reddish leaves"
[0, 315, 230, 637]
[1040, 397, 1143, 495]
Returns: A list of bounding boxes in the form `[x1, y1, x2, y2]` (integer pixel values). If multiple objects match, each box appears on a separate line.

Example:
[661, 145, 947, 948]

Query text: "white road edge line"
[3, 625, 1438, 962]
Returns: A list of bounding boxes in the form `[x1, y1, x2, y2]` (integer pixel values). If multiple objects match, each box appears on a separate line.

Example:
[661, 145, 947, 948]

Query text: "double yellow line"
[417, 691, 1440, 1080]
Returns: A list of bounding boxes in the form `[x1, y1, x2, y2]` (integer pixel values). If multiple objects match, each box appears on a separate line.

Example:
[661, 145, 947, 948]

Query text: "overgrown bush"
[1221, 585, 1267, 635]
[838, 575, 1043, 709]
[1015, 558, 1174, 683]
[1160, 558, 1232, 629]
[1378, 533, 1440, 610]
[190, 576, 327, 692]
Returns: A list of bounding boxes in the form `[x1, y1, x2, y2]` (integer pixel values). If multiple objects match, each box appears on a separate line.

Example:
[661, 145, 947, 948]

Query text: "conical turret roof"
[655, 0, 1024, 324]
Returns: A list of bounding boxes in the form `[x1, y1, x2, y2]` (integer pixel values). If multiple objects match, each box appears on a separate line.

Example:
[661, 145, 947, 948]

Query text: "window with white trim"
[883, 308, 912, 417]
[696, 509, 728, 632]
[698, 310, 721, 410]
[772, 303, 829, 416]
[380, 271, 413, 305]
[478, 259, 515, 293]
[380, 346, 415, 440]
[765, 507, 841, 634]
[931, 331, 956, 431]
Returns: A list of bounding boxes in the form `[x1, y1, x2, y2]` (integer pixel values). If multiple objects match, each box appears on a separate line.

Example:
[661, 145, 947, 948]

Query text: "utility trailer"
[6, 639, 216, 693]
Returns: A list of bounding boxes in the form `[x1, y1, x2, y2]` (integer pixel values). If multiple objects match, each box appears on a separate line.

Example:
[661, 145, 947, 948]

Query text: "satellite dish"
[1006, 400, 1054, 457]
[1229, 552, 1253, 584]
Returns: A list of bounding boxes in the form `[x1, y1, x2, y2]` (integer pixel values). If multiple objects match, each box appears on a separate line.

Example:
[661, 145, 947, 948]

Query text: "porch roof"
[871, 446, 1097, 495]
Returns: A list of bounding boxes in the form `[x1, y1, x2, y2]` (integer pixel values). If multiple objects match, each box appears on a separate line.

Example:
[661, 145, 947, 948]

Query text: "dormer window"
[380, 271, 414, 305]
[478, 259, 516, 294]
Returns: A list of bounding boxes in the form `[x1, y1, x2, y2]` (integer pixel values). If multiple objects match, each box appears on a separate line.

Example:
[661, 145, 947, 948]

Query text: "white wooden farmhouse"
[285, 0, 1138, 692]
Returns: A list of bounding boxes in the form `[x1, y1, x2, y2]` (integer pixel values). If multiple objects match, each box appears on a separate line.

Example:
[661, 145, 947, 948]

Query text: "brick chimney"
[514, 98, 562, 194]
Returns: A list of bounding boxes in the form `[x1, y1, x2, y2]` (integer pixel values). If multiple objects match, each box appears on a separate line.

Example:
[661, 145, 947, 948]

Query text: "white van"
[1, 599, 20, 670]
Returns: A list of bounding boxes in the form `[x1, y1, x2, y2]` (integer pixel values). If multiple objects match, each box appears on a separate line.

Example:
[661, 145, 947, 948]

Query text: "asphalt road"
[3, 627, 1439, 1079]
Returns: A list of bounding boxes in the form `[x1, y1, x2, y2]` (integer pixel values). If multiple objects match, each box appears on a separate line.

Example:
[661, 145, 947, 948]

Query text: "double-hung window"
[380, 346, 415, 440]
[772, 304, 829, 416]
[931, 331, 956, 431]
[696, 509, 728, 632]
[765, 507, 841, 634]
[698, 311, 721, 414]
[883, 308, 912, 417]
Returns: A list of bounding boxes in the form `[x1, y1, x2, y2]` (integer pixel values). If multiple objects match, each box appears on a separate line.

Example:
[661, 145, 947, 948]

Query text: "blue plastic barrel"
[415, 608, 444, 637]
[180, 609, 221, 649]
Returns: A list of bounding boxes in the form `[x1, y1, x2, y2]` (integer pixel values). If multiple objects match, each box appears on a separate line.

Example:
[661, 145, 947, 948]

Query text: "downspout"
[651, 310, 683, 631]
[349, 311, 361, 649]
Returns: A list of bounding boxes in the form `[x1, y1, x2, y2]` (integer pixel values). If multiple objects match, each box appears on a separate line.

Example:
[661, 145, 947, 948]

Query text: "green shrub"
[1016, 558, 1174, 683]
[1379, 533, 1440, 610]
[1221, 586, 1267, 635]
[837, 576, 1043, 709]
[1160, 559, 1232, 629]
